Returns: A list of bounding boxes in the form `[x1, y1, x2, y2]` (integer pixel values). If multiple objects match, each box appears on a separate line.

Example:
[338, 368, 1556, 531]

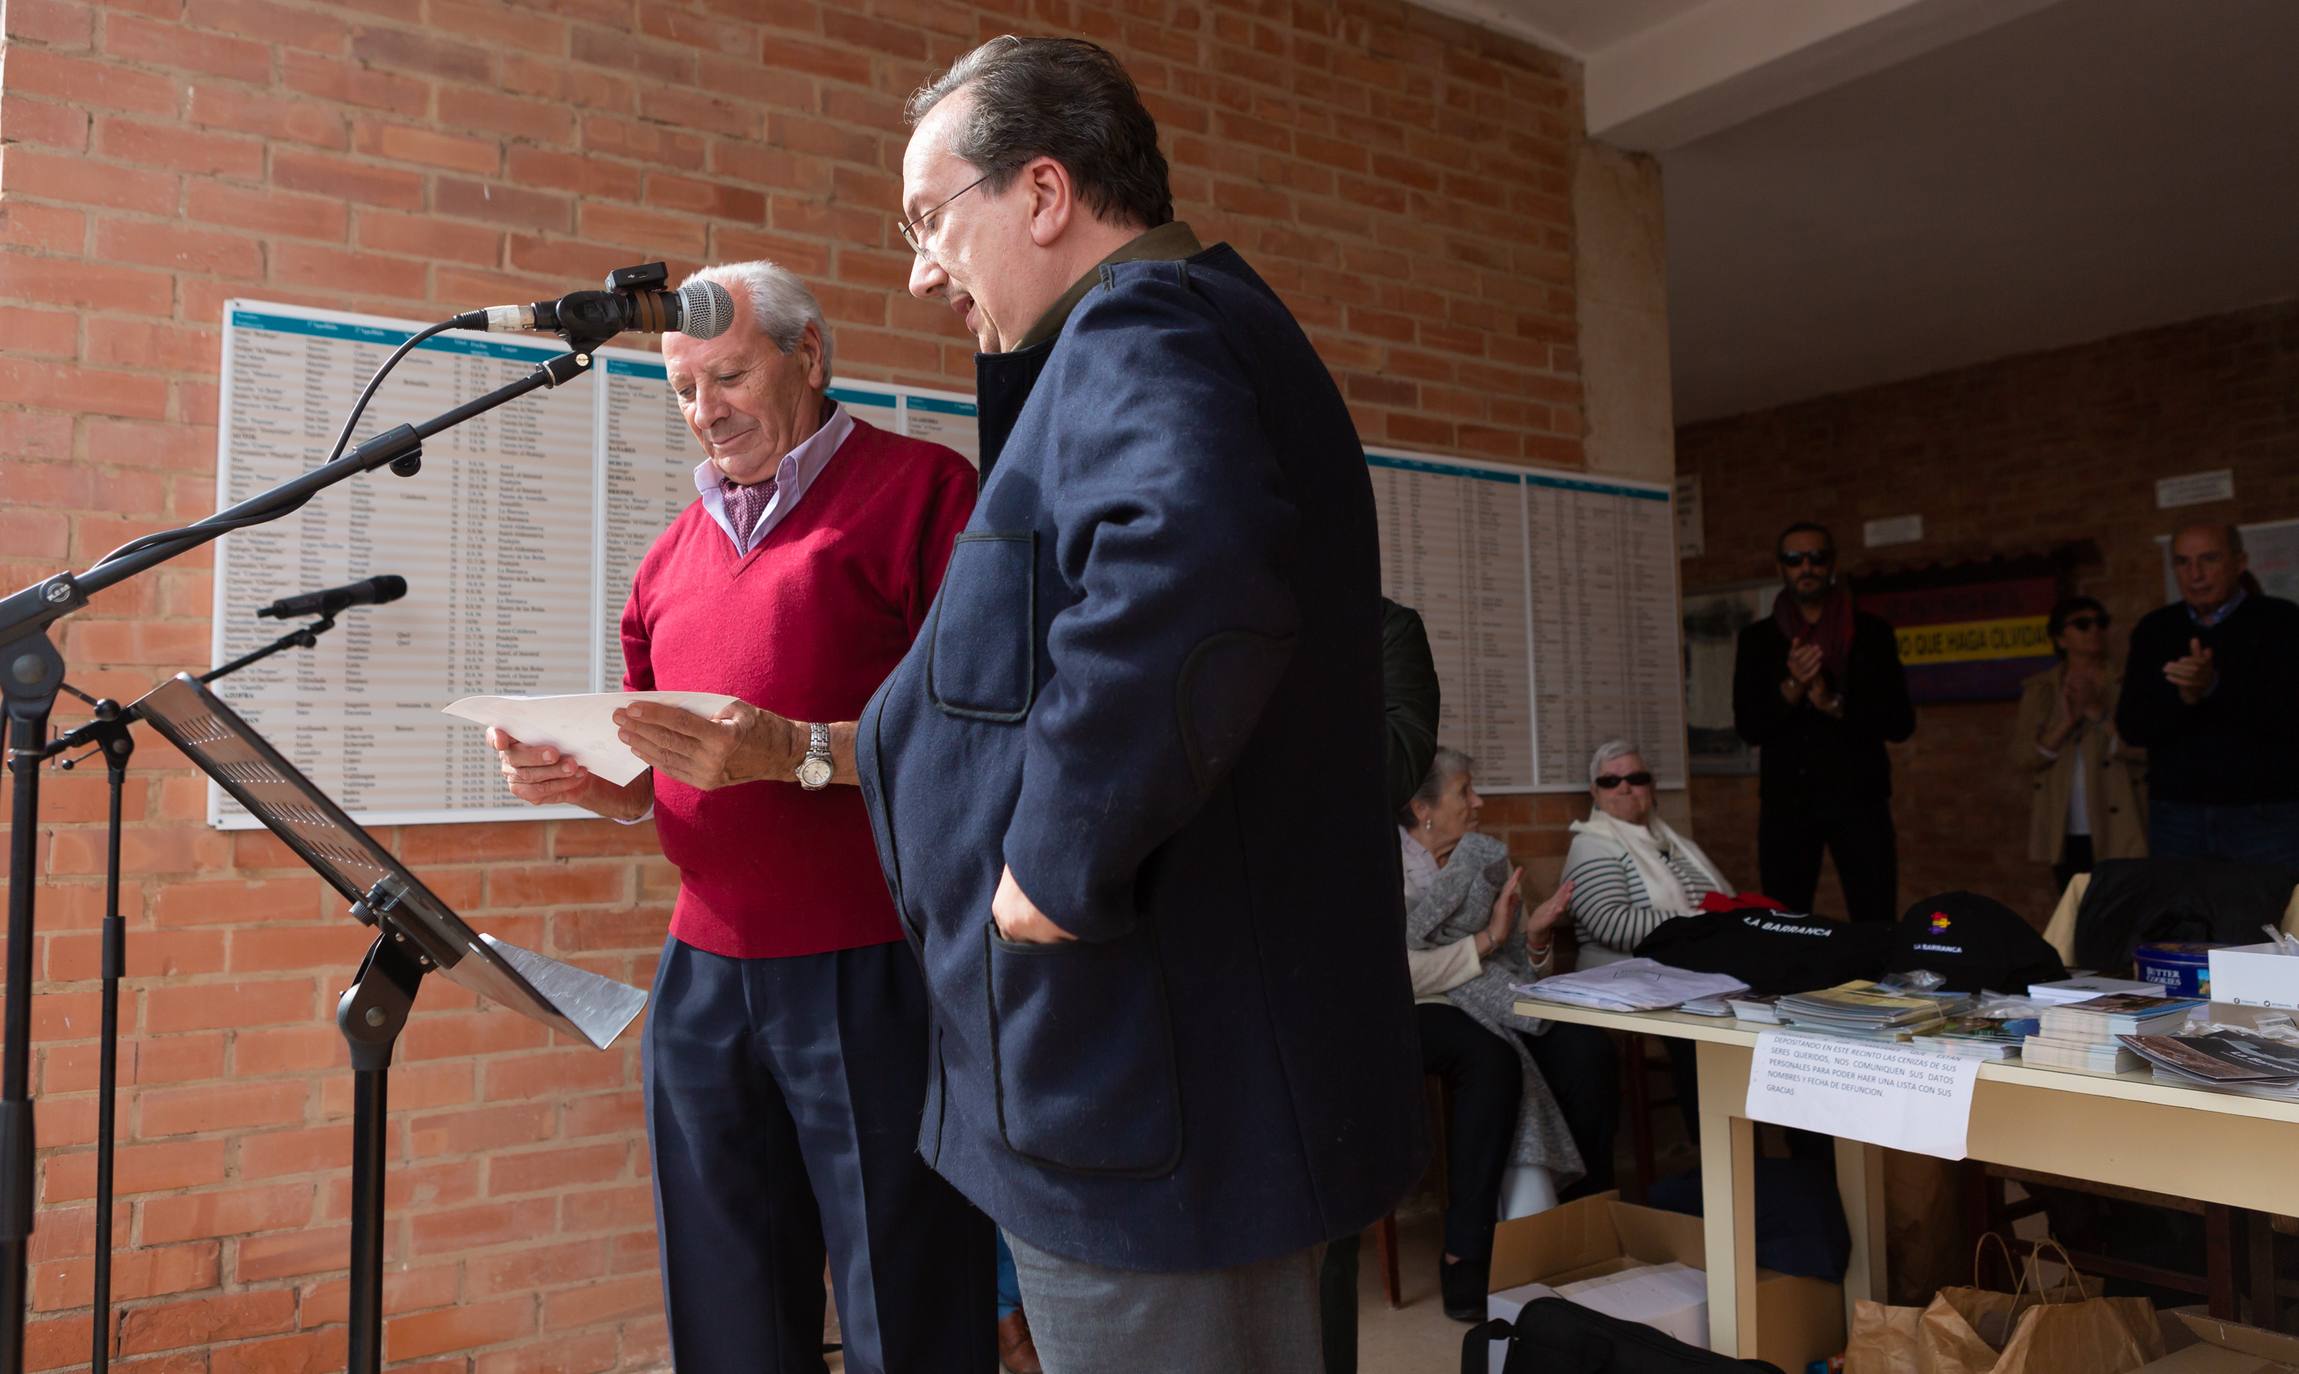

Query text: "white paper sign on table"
[442, 691, 743, 787]
[1745, 1031, 1981, 1159]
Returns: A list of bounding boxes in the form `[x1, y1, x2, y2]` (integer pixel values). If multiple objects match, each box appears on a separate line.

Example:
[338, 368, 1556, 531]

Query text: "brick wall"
[1676, 300, 2299, 928]
[0, 0, 1586, 1366]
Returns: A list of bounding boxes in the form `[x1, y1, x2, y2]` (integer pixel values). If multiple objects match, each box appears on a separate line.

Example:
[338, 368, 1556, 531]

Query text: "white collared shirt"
[691, 401, 854, 555]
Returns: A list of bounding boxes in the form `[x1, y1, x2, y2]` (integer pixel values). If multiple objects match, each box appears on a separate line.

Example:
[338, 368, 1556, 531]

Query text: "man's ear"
[1024, 156, 1075, 248]
[797, 321, 827, 390]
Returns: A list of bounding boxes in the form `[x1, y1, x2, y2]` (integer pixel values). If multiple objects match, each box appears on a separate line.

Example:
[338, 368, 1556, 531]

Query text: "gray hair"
[680, 261, 834, 378]
[1588, 738, 1642, 786]
[1403, 746, 1475, 825]
[904, 36, 1173, 230]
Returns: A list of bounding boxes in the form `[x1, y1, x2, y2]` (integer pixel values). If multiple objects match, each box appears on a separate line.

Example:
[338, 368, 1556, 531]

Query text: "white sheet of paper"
[442, 691, 743, 787]
[1745, 1030, 1982, 1160]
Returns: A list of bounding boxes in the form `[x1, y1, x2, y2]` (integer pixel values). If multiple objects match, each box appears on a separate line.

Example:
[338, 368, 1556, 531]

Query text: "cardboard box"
[2207, 945, 2299, 1010]
[1485, 1192, 1844, 1374]
[2135, 1307, 2299, 1373]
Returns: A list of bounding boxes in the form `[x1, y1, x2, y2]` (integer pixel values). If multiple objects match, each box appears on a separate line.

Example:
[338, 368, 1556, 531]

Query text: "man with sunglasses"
[851, 34, 1424, 1372]
[1732, 522, 1916, 922]
[2117, 522, 2299, 864]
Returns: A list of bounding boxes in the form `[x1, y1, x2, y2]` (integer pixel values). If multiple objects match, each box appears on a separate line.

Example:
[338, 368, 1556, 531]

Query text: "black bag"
[1633, 910, 1892, 995]
[1886, 890, 2067, 993]
[2072, 857, 2299, 972]
[1465, 1298, 1788, 1374]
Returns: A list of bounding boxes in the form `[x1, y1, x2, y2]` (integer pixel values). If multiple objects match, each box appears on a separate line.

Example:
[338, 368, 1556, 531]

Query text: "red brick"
[185, 182, 349, 241]
[473, 1330, 620, 1374]
[185, 84, 348, 150]
[93, 220, 263, 279]
[232, 1224, 349, 1283]
[407, 1197, 556, 1256]
[435, 177, 575, 233]
[182, 0, 351, 53]
[486, 1142, 628, 1196]
[207, 1330, 346, 1374]
[268, 241, 430, 300]
[139, 1080, 311, 1138]
[438, 88, 577, 144]
[349, 24, 494, 82]
[30, 1242, 217, 1312]
[271, 149, 425, 209]
[0, 146, 178, 215]
[142, 979, 317, 1033]
[140, 1183, 314, 1242]
[465, 1238, 608, 1298]
[84, 319, 218, 373]
[150, 877, 326, 926]
[2, 92, 91, 150]
[3, 308, 77, 359]
[236, 1125, 348, 1180]
[301, 1262, 463, 1328]
[0, 358, 168, 419]
[280, 49, 430, 112]
[105, 13, 275, 81]
[575, 202, 707, 258]
[428, 0, 568, 56]
[43, 1138, 228, 1203]
[387, 1296, 535, 1360]
[0, 200, 88, 254]
[354, 121, 504, 174]
[4, 47, 183, 115]
[115, 1289, 297, 1355]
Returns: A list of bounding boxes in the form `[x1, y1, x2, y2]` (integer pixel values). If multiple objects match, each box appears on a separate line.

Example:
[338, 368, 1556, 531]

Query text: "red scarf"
[1773, 583, 1854, 684]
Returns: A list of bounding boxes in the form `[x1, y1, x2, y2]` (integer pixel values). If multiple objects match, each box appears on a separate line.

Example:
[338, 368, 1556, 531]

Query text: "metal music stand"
[131, 673, 647, 1374]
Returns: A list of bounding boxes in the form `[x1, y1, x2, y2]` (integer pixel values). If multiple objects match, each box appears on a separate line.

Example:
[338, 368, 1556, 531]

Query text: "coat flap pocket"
[928, 531, 1035, 722]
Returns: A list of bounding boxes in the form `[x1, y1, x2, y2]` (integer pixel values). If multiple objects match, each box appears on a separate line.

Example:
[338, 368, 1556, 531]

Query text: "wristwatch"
[795, 722, 833, 790]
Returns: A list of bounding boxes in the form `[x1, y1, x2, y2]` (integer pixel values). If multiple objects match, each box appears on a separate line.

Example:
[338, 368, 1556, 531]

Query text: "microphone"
[256, 575, 409, 620]
[451, 279, 735, 341]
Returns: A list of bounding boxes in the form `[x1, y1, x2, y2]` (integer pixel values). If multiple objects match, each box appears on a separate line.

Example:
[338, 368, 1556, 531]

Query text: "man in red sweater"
[486, 261, 989, 1374]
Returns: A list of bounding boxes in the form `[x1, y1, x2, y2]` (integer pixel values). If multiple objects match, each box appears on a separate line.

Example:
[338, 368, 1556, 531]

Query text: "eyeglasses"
[1594, 772, 1654, 790]
[899, 173, 989, 259]
[2062, 614, 2109, 632]
[1778, 550, 1834, 568]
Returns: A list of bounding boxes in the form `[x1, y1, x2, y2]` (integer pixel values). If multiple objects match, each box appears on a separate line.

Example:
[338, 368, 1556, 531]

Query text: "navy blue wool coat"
[858, 242, 1427, 1272]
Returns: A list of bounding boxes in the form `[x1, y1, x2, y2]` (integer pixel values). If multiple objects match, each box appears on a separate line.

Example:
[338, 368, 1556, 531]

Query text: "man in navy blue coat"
[853, 34, 1424, 1371]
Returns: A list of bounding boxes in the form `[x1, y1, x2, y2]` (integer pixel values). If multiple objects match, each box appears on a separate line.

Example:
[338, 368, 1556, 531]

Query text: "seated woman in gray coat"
[1402, 747, 1620, 1318]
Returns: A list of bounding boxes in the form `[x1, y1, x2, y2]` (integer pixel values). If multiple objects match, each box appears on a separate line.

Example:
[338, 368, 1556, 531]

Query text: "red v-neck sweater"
[620, 418, 976, 958]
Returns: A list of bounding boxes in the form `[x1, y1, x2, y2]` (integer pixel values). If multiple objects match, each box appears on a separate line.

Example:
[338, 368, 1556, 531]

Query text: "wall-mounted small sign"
[1863, 514, 1923, 548]
[2156, 469, 2235, 509]
[1675, 473, 1703, 559]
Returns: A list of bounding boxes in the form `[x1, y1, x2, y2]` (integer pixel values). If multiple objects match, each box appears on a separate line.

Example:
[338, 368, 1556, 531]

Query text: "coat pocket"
[985, 922, 1182, 1176]
[927, 531, 1035, 722]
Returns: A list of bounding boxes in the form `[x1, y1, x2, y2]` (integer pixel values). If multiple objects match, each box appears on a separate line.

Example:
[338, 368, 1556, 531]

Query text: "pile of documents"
[2022, 992, 2203, 1076]
[1512, 959, 1748, 1014]
[1774, 981, 1970, 1041]
[2120, 1028, 2299, 1100]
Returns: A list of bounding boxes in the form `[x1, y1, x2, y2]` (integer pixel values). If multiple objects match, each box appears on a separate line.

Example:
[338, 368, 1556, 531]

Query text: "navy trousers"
[644, 935, 993, 1374]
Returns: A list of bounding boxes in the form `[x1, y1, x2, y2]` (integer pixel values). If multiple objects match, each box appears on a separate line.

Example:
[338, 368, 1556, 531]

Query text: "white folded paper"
[442, 691, 743, 787]
[1512, 957, 1749, 1013]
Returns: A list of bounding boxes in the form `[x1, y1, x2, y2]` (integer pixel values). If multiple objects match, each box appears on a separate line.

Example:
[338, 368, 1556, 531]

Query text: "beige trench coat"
[2011, 660, 2148, 865]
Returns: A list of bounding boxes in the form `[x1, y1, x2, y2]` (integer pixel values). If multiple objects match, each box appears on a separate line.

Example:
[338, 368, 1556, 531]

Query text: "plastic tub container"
[2133, 942, 2216, 998]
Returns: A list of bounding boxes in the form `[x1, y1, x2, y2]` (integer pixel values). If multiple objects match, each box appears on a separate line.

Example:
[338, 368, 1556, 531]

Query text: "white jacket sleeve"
[1408, 939, 1482, 999]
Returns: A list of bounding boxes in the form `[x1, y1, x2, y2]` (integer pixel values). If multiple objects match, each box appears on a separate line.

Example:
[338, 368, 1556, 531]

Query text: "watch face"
[797, 757, 834, 789]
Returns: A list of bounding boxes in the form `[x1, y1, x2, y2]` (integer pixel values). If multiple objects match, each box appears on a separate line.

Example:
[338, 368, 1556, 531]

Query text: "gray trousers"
[1004, 1231, 1325, 1374]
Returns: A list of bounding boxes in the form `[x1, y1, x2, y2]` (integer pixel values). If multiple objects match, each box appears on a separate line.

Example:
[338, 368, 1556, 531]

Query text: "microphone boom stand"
[43, 612, 341, 1372]
[0, 333, 609, 1374]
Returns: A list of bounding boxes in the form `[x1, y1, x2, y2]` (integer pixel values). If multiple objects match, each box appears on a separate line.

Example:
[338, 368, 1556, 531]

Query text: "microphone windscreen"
[678, 280, 735, 340]
[372, 574, 409, 603]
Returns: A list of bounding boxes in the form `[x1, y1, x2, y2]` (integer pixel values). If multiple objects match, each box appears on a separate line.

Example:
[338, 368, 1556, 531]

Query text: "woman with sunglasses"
[2013, 596, 2148, 891]
[1561, 739, 1731, 965]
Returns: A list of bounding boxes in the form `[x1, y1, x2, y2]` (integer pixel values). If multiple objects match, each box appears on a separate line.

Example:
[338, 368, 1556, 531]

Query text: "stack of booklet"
[1912, 1014, 2041, 1061]
[2022, 993, 2204, 1076]
[2027, 975, 2166, 1006]
[2120, 1029, 2299, 1100]
[1774, 981, 1971, 1041]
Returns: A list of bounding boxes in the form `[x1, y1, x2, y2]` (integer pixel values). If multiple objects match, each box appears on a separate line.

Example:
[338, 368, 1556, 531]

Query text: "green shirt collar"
[1013, 221, 1204, 352]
